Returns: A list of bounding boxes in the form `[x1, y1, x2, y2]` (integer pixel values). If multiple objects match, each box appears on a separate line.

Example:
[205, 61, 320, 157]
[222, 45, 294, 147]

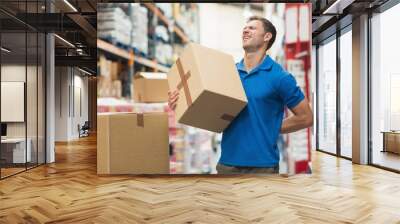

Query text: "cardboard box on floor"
[97, 112, 169, 174]
[167, 43, 247, 133]
[133, 72, 169, 103]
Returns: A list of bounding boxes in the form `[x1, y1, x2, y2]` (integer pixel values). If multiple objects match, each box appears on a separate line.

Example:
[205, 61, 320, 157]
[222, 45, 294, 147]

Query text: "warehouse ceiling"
[0, 0, 97, 74]
[312, 0, 389, 43]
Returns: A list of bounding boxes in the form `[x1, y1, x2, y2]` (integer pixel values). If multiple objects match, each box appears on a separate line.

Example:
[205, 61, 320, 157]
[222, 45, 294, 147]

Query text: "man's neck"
[243, 48, 267, 73]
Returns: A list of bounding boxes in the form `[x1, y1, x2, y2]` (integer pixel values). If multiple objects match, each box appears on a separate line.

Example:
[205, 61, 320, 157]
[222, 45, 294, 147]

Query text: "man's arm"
[280, 98, 313, 134]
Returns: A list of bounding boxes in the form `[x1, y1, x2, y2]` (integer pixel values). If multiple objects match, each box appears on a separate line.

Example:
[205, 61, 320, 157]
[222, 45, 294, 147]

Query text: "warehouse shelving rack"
[97, 3, 191, 73]
[97, 38, 169, 73]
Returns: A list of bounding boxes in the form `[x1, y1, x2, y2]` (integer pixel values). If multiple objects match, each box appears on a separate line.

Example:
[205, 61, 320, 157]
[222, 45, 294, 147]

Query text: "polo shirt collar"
[237, 55, 274, 74]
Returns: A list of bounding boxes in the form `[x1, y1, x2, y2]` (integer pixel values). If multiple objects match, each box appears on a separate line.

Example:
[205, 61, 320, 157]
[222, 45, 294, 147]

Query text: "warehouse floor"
[0, 135, 399, 223]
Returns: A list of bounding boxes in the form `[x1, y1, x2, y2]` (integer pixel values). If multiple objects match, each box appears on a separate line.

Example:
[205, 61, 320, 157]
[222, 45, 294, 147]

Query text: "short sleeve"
[277, 73, 305, 109]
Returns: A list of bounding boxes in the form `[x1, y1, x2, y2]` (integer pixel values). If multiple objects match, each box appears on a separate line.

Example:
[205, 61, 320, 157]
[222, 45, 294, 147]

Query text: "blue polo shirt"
[219, 55, 305, 167]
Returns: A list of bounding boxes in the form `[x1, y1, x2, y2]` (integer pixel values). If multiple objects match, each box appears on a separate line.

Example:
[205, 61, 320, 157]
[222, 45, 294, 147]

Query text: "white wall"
[55, 67, 89, 141]
[198, 4, 263, 62]
[264, 4, 286, 60]
[1, 63, 46, 164]
[1, 65, 37, 137]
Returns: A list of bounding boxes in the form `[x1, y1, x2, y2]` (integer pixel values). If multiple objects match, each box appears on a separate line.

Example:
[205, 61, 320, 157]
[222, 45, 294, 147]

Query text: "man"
[168, 16, 313, 174]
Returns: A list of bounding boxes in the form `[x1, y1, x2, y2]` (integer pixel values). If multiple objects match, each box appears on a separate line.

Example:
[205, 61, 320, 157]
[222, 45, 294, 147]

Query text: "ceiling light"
[63, 0, 78, 12]
[54, 34, 75, 48]
[1, 47, 11, 53]
[322, 0, 355, 15]
[78, 67, 93, 76]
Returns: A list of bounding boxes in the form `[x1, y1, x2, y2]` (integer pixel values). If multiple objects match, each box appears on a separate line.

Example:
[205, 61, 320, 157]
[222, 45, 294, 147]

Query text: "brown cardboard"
[99, 55, 111, 78]
[167, 43, 247, 133]
[133, 72, 169, 103]
[97, 77, 121, 98]
[97, 112, 170, 174]
[110, 62, 120, 80]
[97, 76, 112, 97]
[111, 80, 122, 98]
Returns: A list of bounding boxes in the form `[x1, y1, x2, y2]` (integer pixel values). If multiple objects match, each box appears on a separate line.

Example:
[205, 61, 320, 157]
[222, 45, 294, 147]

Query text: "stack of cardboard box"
[155, 42, 173, 66]
[130, 4, 148, 54]
[97, 72, 170, 175]
[97, 56, 122, 98]
[133, 72, 169, 103]
[98, 6, 132, 46]
[173, 3, 199, 42]
[98, 43, 248, 175]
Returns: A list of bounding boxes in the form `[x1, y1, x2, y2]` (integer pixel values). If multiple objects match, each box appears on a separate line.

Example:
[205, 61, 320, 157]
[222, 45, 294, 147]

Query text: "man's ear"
[264, 32, 272, 42]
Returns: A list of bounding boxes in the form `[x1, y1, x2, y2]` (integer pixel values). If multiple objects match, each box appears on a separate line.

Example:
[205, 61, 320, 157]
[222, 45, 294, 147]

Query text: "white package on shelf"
[155, 25, 169, 42]
[130, 5, 148, 54]
[182, 126, 215, 174]
[98, 7, 133, 47]
[97, 31, 131, 46]
[155, 3, 173, 19]
[97, 7, 127, 20]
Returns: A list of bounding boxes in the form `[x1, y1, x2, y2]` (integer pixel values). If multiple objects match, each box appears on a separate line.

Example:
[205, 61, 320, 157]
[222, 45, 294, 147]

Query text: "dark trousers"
[216, 163, 279, 174]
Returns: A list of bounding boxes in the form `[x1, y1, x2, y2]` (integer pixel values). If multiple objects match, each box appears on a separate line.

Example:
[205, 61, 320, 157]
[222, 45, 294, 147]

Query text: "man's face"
[242, 20, 270, 52]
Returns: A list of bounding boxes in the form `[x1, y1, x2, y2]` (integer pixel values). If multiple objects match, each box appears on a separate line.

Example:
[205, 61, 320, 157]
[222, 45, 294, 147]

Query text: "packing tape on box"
[176, 58, 192, 106]
[137, 113, 144, 127]
[138, 93, 142, 102]
[220, 113, 235, 122]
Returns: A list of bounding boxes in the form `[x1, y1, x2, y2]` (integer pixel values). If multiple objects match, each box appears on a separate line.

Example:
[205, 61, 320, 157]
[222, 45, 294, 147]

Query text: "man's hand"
[280, 98, 313, 134]
[168, 90, 180, 111]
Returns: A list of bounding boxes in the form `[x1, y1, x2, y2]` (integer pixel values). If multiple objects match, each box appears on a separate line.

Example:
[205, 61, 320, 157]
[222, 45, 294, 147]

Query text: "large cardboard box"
[133, 72, 169, 103]
[97, 112, 169, 174]
[167, 43, 247, 133]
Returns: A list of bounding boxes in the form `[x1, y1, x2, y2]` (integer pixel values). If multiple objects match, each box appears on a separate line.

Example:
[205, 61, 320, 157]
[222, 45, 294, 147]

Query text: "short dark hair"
[247, 16, 276, 50]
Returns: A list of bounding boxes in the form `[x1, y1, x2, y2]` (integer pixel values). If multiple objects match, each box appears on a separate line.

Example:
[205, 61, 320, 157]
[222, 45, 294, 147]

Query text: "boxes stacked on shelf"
[133, 72, 169, 103]
[97, 76, 111, 97]
[169, 126, 186, 174]
[156, 3, 173, 19]
[130, 4, 148, 55]
[183, 127, 215, 174]
[173, 3, 199, 42]
[155, 25, 169, 42]
[98, 77, 122, 98]
[155, 42, 173, 65]
[109, 61, 121, 81]
[98, 56, 122, 98]
[98, 55, 111, 78]
[98, 6, 132, 47]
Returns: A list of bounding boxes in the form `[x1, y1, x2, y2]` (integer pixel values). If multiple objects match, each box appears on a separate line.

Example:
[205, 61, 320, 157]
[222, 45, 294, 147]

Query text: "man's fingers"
[171, 95, 179, 104]
[168, 90, 180, 111]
